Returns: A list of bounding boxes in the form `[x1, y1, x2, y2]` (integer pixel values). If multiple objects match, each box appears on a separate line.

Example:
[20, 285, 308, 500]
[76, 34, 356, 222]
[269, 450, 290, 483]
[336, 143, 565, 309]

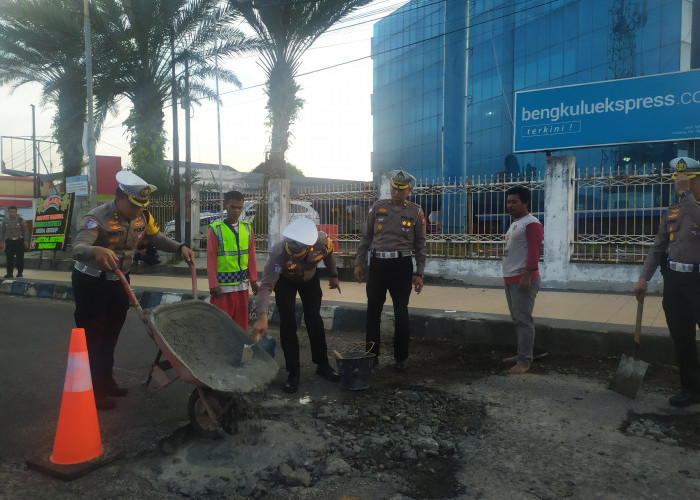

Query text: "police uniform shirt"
[72, 200, 181, 273]
[0, 214, 29, 240]
[640, 193, 700, 280]
[256, 232, 338, 314]
[355, 199, 427, 275]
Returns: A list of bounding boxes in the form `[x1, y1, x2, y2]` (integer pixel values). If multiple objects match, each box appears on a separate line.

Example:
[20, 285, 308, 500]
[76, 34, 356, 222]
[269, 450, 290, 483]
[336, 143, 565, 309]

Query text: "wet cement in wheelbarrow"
[150, 301, 278, 394]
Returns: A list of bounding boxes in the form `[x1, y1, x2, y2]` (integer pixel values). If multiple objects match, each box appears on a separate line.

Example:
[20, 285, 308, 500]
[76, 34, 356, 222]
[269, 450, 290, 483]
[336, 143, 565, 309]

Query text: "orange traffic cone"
[49, 328, 103, 465]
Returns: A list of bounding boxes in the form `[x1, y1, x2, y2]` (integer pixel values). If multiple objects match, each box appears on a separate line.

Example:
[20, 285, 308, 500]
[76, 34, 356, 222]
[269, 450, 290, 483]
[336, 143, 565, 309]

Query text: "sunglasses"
[285, 239, 310, 255]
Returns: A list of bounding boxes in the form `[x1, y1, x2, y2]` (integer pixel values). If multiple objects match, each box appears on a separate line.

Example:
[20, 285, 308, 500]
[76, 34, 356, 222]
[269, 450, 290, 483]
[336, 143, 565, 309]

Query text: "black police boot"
[394, 359, 406, 372]
[93, 390, 116, 410]
[669, 390, 700, 407]
[316, 362, 340, 382]
[283, 373, 300, 393]
[106, 376, 129, 397]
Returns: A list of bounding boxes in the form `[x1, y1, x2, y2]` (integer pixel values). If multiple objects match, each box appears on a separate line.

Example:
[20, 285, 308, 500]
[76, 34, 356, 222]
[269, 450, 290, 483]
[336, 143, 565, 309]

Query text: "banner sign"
[513, 70, 700, 152]
[31, 193, 75, 250]
[65, 175, 89, 196]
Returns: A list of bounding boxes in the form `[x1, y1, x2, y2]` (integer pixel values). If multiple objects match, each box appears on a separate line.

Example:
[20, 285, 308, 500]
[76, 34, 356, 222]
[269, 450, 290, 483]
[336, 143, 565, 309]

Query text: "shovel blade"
[609, 354, 649, 399]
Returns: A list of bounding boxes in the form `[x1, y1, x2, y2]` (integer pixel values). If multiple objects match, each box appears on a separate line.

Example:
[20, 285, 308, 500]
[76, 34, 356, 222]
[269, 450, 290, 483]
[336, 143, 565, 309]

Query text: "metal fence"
[292, 175, 545, 259]
[149, 187, 270, 251]
[572, 164, 674, 263]
[148, 165, 672, 264]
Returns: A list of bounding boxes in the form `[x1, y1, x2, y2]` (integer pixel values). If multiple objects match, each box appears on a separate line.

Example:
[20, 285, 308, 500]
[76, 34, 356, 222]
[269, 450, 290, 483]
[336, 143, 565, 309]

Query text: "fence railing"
[293, 174, 545, 259]
[572, 164, 674, 263]
[148, 164, 671, 264]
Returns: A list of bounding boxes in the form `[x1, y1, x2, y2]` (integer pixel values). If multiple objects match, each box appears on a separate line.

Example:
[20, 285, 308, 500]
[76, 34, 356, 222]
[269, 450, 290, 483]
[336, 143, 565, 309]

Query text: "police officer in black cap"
[354, 170, 427, 372]
[72, 171, 196, 410]
[634, 156, 700, 407]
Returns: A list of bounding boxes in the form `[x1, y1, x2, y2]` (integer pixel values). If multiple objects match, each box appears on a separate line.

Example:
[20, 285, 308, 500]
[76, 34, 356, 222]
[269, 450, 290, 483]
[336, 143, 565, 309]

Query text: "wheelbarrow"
[115, 263, 278, 438]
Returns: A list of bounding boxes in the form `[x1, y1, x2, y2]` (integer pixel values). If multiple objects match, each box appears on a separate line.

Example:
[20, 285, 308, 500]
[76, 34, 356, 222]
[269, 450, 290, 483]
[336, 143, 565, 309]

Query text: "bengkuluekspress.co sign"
[513, 70, 700, 152]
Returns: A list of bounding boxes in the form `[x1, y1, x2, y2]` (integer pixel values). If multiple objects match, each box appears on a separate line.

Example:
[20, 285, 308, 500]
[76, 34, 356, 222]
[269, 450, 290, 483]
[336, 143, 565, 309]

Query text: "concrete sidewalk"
[4, 259, 666, 327]
[1, 257, 681, 365]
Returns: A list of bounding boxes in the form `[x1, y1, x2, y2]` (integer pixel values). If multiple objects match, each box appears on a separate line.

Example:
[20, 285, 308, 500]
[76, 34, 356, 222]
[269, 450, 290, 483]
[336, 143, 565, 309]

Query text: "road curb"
[1, 277, 679, 365]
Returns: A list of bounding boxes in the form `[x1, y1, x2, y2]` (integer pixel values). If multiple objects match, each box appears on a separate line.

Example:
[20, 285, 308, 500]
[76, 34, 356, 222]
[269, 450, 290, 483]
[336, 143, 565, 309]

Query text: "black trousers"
[661, 268, 700, 393]
[274, 272, 329, 375]
[72, 269, 130, 385]
[4, 239, 24, 276]
[365, 256, 413, 361]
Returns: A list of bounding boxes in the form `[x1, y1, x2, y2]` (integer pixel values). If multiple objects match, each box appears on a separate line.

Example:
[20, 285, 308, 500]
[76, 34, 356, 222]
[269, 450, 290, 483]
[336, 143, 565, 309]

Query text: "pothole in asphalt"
[314, 384, 487, 499]
[621, 411, 700, 449]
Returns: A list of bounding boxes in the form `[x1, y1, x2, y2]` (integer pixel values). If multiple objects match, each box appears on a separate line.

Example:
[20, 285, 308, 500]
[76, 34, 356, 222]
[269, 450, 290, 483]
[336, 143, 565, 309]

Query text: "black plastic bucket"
[335, 354, 376, 390]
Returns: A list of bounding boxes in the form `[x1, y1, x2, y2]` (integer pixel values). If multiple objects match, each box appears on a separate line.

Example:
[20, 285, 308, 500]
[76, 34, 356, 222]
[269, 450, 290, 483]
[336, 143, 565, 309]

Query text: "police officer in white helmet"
[254, 217, 341, 393]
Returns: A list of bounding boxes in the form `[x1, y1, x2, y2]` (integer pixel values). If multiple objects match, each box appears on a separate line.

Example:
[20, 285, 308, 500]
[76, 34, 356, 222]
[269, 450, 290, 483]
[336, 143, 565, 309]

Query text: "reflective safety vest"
[210, 220, 251, 286]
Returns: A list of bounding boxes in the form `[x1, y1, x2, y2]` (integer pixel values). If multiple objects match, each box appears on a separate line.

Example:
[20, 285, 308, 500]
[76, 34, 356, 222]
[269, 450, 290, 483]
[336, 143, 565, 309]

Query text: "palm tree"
[0, 0, 89, 180]
[232, 0, 372, 180]
[95, 0, 258, 190]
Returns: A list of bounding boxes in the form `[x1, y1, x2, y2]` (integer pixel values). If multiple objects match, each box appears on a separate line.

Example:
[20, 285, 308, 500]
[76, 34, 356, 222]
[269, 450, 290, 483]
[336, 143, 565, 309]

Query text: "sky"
[0, 0, 409, 183]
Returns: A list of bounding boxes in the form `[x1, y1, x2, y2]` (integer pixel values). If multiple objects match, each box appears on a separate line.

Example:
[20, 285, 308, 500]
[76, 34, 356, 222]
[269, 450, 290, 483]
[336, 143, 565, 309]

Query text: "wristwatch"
[329, 273, 338, 278]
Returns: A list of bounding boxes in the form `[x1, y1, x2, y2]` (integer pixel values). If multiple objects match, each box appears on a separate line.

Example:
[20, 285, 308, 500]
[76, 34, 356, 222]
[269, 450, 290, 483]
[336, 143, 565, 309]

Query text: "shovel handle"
[115, 268, 156, 339]
[188, 260, 197, 300]
[634, 296, 644, 346]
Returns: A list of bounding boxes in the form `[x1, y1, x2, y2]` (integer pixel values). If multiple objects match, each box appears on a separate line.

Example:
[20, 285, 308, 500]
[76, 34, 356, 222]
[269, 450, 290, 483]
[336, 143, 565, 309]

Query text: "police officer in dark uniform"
[1, 205, 30, 278]
[72, 171, 196, 410]
[634, 156, 700, 407]
[253, 217, 342, 394]
[354, 170, 427, 372]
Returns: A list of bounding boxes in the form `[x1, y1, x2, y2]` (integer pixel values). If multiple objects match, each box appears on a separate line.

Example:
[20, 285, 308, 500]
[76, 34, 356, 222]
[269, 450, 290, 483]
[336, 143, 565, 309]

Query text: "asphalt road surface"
[2, 295, 699, 500]
[0, 295, 193, 464]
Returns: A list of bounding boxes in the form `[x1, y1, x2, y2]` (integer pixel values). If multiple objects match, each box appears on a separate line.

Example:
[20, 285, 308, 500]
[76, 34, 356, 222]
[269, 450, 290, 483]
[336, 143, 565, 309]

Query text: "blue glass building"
[371, 0, 699, 181]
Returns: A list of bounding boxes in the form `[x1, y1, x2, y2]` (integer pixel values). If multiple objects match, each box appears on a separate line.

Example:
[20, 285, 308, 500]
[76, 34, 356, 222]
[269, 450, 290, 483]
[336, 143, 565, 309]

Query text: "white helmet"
[282, 217, 318, 245]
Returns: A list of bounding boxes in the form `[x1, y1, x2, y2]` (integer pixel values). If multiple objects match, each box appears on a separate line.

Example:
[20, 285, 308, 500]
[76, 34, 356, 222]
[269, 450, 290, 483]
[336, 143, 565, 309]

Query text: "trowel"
[610, 297, 649, 399]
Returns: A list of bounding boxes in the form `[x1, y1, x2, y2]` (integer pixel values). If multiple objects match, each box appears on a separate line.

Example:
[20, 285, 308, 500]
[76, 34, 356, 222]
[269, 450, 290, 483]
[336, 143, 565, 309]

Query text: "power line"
[220, 0, 561, 95]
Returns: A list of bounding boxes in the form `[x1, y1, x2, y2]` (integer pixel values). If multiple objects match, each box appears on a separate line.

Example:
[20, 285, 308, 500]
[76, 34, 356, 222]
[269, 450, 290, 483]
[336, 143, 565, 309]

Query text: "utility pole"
[31, 105, 38, 197]
[84, 0, 97, 208]
[183, 53, 192, 247]
[215, 24, 224, 215]
[170, 26, 181, 241]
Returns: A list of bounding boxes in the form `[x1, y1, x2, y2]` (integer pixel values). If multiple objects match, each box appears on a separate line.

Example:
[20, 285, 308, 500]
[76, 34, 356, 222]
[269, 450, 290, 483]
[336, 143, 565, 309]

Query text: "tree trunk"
[125, 83, 168, 190]
[266, 60, 300, 180]
[54, 76, 87, 181]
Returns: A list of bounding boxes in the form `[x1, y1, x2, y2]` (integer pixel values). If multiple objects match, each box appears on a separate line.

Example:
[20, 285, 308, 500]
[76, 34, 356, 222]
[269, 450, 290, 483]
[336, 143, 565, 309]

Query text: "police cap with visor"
[389, 169, 416, 189]
[116, 170, 157, 208]
[283, 217, 318, 254]
[669, 156, 700, 179]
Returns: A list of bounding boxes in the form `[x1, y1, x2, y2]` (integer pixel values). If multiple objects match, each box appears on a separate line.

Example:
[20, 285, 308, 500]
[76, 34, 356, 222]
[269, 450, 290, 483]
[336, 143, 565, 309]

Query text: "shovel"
[609, 297, 649, 399]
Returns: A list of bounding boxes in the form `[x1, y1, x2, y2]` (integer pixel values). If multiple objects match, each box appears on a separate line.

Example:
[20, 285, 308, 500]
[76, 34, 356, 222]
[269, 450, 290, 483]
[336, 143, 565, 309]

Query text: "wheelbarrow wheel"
[187, 387, 234, 439]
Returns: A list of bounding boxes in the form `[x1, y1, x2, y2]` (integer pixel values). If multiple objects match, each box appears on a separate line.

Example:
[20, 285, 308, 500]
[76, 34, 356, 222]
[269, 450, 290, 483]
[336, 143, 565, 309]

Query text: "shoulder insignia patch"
[144, 211, 159, 236]
[273, 263, 282, 274]
[85, 217, 99, 230]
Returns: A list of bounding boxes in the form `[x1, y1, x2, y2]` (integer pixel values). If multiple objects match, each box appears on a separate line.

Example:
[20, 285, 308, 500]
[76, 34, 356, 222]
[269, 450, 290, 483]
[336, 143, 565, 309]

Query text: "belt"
[371, 250, 414, 259]
[6, 237, 22, 241]
[667, 260, 699, 273]
[74, 261, 122, 281]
